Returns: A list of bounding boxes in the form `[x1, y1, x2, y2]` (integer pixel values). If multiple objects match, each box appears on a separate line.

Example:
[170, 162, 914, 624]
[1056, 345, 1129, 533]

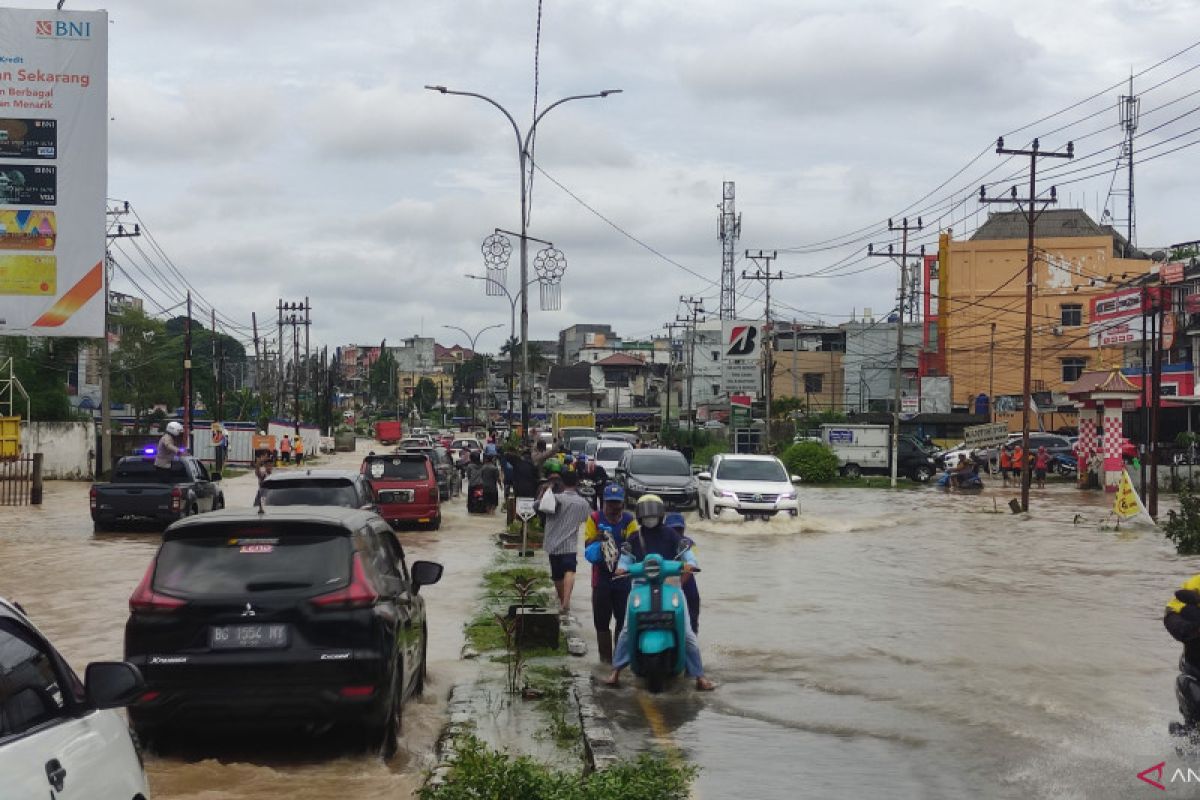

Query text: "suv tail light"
[128, 561, 186, 613]
[89, 486, 97, 510]
[170, 487, 183, 513]
[311, 553, 379, 610]
[428, 486, 439, 504]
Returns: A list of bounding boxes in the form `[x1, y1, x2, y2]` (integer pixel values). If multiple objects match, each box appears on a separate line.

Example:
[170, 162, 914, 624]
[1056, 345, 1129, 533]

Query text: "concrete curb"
[573, 673, 620, 772]
[426, 684, 476, 787]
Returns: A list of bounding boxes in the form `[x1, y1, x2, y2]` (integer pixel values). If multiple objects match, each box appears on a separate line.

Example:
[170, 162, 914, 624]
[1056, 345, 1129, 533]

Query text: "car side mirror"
[361, 502, 378, 513]
[411, 560, 444, 593]
[84, 661, 144, 709]
[697, 471, 712, 481]
[210, 473, 222, 482]
[791, 474, 802, 483]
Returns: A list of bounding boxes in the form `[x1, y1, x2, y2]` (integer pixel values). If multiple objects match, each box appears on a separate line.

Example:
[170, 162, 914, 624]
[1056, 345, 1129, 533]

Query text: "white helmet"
[166, 421, 184, 436]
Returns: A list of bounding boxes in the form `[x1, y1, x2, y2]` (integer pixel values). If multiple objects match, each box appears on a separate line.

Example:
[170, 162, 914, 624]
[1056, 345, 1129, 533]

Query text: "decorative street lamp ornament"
[481, 233, 512, 295]
[534, 246, 567, 311]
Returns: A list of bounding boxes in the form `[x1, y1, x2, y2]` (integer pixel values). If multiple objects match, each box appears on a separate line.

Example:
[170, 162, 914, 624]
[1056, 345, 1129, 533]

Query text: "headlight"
[780, 491, 797, 501]
[715, 489, 736, 498]
[627, 480, 647, 492]
[643, 560, 661, 580]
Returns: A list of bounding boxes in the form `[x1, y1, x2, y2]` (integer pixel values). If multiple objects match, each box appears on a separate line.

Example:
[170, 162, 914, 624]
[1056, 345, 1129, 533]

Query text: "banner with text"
[721, 320, 766, 395]
[0, 8, 107, 337]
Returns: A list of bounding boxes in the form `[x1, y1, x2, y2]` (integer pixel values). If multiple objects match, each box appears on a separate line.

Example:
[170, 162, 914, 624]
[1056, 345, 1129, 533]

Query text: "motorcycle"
[466, 484, 486, 514]
[578, 477, 597, 507]
[618, 538, 698, 693]
[935, 470, 984, 492]
[1050, 453, 1078, 476]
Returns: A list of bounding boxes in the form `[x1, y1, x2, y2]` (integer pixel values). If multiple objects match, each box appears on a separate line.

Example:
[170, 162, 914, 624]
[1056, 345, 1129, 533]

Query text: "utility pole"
[251, 312, 260, 395]
[981, 136, 1074, 511]
[278, 299, 312, 436]
[989, 322, 997, 422]
[718, 181, 741, 320]
[1116, 76, 1140, 256]
[663, 321, 686, 438]
[210, 309, 217, 422]
[868, 219, 924, 487]
[184, 292, 193, 448]
[678, 296, 706, 437]
[791, 317, 799, 404]
[743, 250, 781, 453]
[102, 207, 139, 474]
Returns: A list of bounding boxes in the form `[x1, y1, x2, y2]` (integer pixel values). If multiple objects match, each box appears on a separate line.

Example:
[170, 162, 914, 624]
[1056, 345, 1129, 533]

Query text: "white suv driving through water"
[697, 453, 801, 519]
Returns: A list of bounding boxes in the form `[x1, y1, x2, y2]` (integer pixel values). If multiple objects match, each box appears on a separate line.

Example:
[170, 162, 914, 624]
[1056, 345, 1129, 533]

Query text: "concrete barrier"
[20, 421, 95, 480]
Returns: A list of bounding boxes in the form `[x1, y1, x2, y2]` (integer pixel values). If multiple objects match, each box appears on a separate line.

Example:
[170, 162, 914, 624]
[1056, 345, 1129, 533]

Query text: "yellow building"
[938, 210, 1152, 420]
[398, 370, 453, 398]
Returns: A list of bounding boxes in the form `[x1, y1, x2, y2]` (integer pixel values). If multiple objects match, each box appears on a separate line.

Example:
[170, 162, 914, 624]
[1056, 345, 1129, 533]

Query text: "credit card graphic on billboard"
[0, 209, 56, 250]
[0, 254, 55, 295]
[0, 118, 57, 159]
[0, 164, 55, 205]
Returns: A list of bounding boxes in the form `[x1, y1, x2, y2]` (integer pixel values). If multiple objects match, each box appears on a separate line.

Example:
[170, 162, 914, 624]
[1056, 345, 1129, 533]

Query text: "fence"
[0, 453, 42, 505]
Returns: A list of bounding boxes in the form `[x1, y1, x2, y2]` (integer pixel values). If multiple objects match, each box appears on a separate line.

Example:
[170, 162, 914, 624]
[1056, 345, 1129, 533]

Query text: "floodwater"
[5, 457, 1197, 800]
[588, 484, 1195, 800]
[0, 441, 498, 800]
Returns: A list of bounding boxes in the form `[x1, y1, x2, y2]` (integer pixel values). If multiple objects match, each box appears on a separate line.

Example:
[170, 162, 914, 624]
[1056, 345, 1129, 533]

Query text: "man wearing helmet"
[154, 421, 186, 470]
[602, 494, 716, 691]
[583, 483, 637, 663]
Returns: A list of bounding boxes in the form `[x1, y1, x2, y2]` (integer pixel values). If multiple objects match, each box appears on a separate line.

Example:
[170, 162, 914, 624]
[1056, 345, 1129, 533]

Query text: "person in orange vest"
[294, 436, 305, 467]
[998, 446, 1012, 488]
[1011, 443, 1024, 483]
[280, 434, 292, 464]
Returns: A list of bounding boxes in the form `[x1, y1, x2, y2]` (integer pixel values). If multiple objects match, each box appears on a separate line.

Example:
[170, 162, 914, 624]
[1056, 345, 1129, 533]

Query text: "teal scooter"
[620, 538, 697, 693]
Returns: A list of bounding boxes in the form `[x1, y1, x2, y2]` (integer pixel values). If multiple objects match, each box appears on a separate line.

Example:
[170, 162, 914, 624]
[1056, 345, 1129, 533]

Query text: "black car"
[257, 469, 375, 510]
[123, 507, 443, 757]
[616, 448, 699, 510]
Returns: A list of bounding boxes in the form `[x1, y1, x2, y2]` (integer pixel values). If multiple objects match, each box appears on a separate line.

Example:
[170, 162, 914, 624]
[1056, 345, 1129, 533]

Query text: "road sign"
[963, 422, 1009, 448]
[515, 497, 537, 521]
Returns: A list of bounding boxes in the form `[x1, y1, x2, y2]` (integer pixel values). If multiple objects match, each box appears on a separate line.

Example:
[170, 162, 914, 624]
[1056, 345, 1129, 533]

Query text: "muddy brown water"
[3, 459, 1196, 800]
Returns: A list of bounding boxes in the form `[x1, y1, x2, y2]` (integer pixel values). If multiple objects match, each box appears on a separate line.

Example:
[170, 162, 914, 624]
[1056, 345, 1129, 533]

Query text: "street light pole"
[426, 84, 621, 441]
[442, 323, 503, 426]
[467, 273, 538, 430]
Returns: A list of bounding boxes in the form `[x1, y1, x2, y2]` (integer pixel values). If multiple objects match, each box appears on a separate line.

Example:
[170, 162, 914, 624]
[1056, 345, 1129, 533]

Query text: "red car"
[361, 452, 441, 530]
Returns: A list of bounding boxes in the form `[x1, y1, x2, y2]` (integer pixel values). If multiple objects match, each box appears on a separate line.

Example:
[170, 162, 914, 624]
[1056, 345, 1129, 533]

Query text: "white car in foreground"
[697, 454, 801, 519]
[0, 597, 149, 799]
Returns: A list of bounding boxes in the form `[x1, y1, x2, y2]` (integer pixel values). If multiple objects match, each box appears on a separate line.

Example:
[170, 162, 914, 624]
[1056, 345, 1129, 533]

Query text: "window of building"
[803, 373, 823, 393]
[712, 384, 721, 396]
[1060, 304, 1082, 327]
[711, 350, 720, 361]
[1061, 357, 1086, 382]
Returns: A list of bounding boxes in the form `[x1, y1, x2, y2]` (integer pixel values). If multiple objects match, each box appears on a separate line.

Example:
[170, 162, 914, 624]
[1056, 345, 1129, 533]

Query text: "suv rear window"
[260, 479, 358, 507]
[365, 458, 428, 480]
[627, 453, 690, 475]
[153, 532, 351, 596]
[596, 446, 630, 462]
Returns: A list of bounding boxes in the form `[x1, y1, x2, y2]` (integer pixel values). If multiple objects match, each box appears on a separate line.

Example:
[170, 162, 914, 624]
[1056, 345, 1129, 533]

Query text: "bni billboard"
[0, 8, 107, 338]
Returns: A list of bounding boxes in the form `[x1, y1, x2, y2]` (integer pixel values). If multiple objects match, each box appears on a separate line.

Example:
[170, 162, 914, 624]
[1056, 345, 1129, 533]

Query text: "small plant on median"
[419, 734, 697, 800]
[782, 440, 840, 483]
[1165, 485, 1200, 555]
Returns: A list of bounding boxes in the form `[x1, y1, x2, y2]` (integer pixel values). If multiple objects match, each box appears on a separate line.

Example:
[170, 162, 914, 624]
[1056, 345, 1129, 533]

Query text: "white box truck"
[819, 423, 939, 482]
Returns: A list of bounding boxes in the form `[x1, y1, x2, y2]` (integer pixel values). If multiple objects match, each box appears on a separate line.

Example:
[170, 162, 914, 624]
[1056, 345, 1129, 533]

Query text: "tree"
[110, 307, 176, 430]
[0, 335, 84, 420]
[369, 349, 398, 407]
[413, 377, 438, 413]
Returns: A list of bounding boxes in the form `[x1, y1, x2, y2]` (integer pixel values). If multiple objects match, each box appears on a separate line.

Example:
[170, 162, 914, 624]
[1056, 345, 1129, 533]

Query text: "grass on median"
[420, 734, 696, 800]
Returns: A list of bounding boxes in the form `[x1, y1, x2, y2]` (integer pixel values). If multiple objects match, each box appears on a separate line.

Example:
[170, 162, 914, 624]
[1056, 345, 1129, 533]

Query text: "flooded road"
[0, 441, 497, 800]
[5, 458, 1196, 799]
[589, 484, 1191, 800]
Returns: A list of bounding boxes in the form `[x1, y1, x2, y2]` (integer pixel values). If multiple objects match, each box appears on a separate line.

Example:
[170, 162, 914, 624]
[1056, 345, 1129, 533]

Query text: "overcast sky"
[37, 0, 1200, 354]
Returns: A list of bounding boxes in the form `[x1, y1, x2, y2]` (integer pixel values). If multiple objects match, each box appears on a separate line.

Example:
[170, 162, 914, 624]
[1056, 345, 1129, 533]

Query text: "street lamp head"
[599, 89, 623, 97]
[424, 84, 448, 93]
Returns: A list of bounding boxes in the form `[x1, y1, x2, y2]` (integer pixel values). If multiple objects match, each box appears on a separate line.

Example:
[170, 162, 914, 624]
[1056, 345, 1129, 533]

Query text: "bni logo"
[35, 20, 91, 39]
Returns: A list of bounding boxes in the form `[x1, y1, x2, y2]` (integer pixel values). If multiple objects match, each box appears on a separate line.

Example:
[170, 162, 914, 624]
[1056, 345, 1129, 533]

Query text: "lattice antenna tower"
[718, 181, 741, 319]
[1114, 75, 1140, 254]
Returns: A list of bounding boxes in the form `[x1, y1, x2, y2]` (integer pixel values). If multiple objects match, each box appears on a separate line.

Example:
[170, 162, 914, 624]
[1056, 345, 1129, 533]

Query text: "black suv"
[123, 507, 443, 757]
[617, 448, 699, 510]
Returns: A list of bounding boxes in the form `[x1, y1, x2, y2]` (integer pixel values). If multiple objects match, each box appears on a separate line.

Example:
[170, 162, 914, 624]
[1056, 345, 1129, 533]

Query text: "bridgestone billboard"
[0, 8, 107, 338]
[721, 320, 765, 396]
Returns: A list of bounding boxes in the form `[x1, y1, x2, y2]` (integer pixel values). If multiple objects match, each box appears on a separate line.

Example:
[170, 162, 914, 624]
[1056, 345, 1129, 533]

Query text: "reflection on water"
[599, 484, 1189, 800]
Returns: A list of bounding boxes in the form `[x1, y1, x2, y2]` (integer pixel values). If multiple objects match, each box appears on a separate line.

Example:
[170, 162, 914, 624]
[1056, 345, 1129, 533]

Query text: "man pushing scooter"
[602, 494, 716, 691]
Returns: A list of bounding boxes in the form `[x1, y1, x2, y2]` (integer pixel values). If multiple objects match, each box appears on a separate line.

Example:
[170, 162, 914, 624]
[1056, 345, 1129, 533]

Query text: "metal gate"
[0, 454, 42, 506]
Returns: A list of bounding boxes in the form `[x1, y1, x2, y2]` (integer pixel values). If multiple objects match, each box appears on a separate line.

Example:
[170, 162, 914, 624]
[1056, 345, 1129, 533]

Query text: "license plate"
[209, 623, 289, 650]
[382, 490, 413, 503]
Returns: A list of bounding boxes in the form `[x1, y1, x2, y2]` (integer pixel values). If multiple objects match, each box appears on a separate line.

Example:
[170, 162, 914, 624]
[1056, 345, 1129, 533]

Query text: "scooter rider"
[1164, 576, 1200, 734]
[602, 494, 716, 691]
[583, 484, 637, 664]
[154, 421, 186, 470]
